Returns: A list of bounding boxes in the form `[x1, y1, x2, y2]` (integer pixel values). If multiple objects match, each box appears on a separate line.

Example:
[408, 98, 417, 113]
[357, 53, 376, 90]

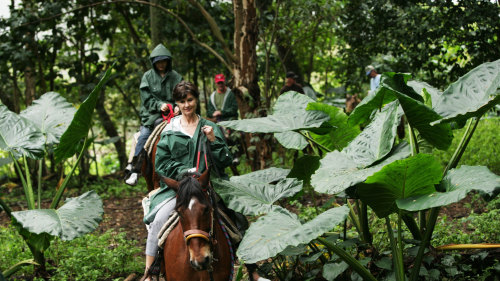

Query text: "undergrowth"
[0, 225, 143, 281]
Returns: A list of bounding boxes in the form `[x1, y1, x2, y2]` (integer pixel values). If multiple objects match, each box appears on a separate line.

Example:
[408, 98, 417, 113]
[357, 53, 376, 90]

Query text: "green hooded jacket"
[140, 44, 183, 128]
[207, 88, 239, 121]
[144, 116, 232, 224]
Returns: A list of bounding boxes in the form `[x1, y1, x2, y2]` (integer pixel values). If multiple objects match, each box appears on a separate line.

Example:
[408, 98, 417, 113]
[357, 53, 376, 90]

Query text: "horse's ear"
[161, 176, 180, 191]
[198, 167, 211, 188]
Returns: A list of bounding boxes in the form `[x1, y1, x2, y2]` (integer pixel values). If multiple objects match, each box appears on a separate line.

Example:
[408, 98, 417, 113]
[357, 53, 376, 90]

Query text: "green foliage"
[0, 226, 142, 281]
[433, 118, 500, 174]
[81, 178, 145, 200]
[334, 0, 500, 92]
[433, 197, 500, 246]
[46, 230, 142, 281]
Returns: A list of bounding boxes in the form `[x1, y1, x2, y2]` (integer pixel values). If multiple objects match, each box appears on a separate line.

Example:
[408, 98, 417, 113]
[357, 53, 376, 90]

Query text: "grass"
[0, 226, 143, 281]
[433, 117, 500, 174]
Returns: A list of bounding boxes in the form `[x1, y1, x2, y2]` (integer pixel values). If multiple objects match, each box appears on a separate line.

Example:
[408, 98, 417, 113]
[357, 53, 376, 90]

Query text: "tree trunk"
[232, 0, 260, 118]
[150, 0, 162, 46]
[232, 0, 272, 170]
[23, 0, 37, 106]
[0, 68, 21, 113]
[96, 89, 128, 169]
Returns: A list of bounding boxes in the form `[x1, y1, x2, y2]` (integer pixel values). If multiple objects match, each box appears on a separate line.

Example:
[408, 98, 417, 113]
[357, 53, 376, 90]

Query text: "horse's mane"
[175, 173, 209, 209]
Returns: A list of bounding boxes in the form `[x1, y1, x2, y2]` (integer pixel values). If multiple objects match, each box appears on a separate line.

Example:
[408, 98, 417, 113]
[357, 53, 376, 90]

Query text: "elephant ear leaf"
[237, 206, 349, 264]
[306, 102, 360, 151]
[397, 166, 500, 211]
[357, 154, 441, 218]
[212, 168, 302, 216]
[0, 105, 45, 159]
[11, 191, 103, 241]
[220, 92, 330, 149]
[311, 101, 410, 196]
[432, 59, 500, 126]
[20, 92, 76, 147]
[54, 63, 115, 163]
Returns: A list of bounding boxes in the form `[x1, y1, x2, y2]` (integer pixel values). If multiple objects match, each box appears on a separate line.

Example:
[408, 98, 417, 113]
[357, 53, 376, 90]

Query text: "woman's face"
[176, 93, 198, 116]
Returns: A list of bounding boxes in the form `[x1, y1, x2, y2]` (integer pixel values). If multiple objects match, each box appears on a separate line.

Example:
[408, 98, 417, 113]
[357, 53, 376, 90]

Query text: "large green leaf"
[357, 154, 441, 218]
[220, 92, 330, 135]
[312, 142, 410, 195]
[323, 262, 349, 281]
[288, 155, 321, 186]
[307, 102, 360, 151]
[0, 105, 45, 159]
[11, 191, 103, 241]
[212, 168, 302, 216]
[54, 63, 115, 163]
[393, 88, 453, 150]
[408, 80, 442, 106]
[432, 59, 500, 126]
[237, 206, 349, 263]
[397, 166, 500, 211]
[230, 167, 290, 184]
[273, 91, 316, 114]
[14, 221, 53, 253]
[274, 131, 308, 150]
[348, 73, 413, 126]
[344, 100, 401, 167]
[20, 92, 76, 147]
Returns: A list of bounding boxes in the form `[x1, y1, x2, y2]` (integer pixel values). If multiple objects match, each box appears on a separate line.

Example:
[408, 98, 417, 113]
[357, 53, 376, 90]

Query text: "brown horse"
[141, 135, 162, 193]
[161, 171, 233, 281]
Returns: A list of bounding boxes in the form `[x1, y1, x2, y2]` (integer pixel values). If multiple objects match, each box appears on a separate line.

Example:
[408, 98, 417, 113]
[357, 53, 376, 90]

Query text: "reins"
[184, 128, 232, 281]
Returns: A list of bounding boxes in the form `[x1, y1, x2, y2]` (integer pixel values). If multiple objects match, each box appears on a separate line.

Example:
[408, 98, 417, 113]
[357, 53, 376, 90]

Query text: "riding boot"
[125, 156, 139, 186]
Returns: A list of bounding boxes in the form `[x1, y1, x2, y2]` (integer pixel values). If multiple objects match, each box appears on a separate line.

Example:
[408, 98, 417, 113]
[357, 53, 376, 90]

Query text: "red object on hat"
[214, 74, 225, 83]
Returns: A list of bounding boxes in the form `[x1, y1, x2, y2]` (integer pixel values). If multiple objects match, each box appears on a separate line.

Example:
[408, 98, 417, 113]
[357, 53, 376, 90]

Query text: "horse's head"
[161, 169, 214, 271]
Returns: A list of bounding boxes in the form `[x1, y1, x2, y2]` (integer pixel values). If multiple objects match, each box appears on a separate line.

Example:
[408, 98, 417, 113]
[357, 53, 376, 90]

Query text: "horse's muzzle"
[190, 255, 212, 271]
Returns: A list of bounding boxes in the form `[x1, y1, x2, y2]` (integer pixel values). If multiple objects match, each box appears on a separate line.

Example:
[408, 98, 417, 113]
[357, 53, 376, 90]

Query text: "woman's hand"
[202, 125, 215, 142]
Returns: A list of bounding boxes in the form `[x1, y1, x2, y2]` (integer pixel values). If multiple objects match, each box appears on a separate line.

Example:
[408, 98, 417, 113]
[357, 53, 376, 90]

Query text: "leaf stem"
[317, 237, 377, 281]
[298, 131, 332, 152]
[386, 217, 404, 281]
[38, 159, 42, 209]
[10, 153, 34, 210]
[346, 200, 362, 239]
[410, 116, 481, 281]
[444, 117, 480, 175]
[50, 138, 89, 209]
[407, 123, 419, 156]
[0, 196, 12, 217]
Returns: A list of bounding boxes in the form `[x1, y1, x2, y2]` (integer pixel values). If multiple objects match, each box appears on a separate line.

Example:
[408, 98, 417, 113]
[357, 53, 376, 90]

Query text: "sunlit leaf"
[20, 92, 76, 147]
[212, 168, 302, 216]
[357, 154, 441, 217]
[237, 206, 349, 263]
[54, 63, 115, 163]
[312, 142, 410, 195]
[397, 166, 500, 211]
[432, 59, 500, 126]
[0, 105, 44, 159]
[12, 191, 103, 241]
[307, 102, 360, 151]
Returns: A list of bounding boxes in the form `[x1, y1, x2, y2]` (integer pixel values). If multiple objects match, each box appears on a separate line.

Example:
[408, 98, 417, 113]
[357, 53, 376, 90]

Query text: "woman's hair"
[173, 81, 200, 101]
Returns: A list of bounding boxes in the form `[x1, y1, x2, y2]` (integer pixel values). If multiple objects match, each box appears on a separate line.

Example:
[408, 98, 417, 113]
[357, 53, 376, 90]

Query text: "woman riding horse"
[140, 81, 232, 281]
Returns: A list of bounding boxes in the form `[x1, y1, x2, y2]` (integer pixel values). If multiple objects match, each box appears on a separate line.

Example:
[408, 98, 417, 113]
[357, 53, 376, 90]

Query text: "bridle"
[179, 180, 218, 281]
[177, 129, 233, 281]
[182, 189, 215, 245]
